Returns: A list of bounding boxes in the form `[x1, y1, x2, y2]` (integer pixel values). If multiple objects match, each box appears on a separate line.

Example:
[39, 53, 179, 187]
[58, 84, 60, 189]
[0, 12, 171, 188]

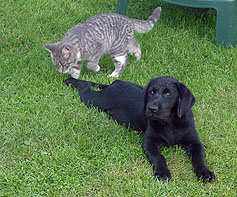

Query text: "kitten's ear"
[44, 44, 56, 53]
[62, 46, 73, 59]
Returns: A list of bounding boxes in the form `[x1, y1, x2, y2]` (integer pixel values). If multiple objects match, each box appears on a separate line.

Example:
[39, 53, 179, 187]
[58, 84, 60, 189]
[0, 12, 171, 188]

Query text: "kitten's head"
[44, 43, 77, 73]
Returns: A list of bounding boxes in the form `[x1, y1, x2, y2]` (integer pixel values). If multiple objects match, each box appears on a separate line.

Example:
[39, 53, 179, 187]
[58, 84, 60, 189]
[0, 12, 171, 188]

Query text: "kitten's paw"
[87, 64, 100, 72]
[94, 65, 100, 72]
[134, 49, 141, 60]
[108, 72, 119, 78]
[70, 73, 80, 79]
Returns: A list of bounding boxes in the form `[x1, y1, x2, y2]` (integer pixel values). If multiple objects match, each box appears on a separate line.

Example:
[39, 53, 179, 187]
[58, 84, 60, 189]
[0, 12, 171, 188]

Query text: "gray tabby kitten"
[45, 7, 161, 78]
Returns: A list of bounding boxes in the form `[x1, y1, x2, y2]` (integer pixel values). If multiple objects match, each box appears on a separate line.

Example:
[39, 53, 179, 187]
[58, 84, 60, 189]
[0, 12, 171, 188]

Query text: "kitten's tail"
[133, 7, 161, 33]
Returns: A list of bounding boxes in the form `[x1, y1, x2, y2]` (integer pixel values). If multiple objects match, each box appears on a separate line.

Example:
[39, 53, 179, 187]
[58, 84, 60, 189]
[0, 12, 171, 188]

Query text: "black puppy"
[64, 76, 215, 182]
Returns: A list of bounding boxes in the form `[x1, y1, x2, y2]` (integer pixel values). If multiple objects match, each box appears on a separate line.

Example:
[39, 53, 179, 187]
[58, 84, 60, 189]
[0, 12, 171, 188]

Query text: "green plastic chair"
[116, 0, 237, 46]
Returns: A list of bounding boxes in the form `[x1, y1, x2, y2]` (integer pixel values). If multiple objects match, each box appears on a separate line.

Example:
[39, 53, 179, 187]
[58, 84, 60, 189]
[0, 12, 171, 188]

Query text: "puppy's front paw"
[154, 167, 172, 181]
[195, 167, 215, 182]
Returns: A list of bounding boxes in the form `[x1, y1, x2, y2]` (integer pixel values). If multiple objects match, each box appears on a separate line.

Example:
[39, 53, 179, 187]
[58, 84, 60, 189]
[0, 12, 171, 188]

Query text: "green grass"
[0, 0, 236, 196]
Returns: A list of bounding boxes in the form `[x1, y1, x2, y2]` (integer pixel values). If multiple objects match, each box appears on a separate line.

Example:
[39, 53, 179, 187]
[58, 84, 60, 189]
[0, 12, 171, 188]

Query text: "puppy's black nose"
[148, 105, 159, 113]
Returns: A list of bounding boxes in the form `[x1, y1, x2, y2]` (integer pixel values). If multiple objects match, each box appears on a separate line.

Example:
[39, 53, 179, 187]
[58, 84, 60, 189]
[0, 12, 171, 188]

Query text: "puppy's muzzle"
[148, 104, 159, 113]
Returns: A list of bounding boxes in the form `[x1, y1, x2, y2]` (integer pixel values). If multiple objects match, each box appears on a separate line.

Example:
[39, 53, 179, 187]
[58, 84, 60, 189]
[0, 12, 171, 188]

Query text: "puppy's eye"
[163, 89, 171, 97]
[149, 90, 156, 95]
[164, 92, 171, 97]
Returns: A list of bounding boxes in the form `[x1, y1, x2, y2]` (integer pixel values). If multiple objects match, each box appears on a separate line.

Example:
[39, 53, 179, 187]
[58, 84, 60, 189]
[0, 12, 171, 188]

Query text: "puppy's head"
[143, 76, 195, 121]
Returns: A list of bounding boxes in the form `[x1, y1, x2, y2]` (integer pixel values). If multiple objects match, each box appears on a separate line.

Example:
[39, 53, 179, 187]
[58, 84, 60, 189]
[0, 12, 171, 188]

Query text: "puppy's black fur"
[65, 76, 215, 182]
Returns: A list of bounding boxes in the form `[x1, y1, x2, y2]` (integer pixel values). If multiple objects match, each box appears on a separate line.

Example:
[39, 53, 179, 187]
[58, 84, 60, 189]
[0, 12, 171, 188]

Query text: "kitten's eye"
[59, 62, 64, 67]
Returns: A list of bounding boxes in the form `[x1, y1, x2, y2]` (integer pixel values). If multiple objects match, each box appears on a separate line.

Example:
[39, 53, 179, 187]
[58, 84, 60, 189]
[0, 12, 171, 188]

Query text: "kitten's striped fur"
[45, 7, 161, 78]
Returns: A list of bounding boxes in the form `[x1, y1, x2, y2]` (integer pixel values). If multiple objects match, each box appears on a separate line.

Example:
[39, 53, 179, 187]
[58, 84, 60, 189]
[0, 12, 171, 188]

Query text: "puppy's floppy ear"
[175, 83, 196, 118]
[143, 81, 151, 111]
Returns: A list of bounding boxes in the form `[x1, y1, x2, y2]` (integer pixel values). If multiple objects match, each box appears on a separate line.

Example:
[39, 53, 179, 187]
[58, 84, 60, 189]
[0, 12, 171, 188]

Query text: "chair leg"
[116, 0, 128, 15]
[215, 3, 237, 46]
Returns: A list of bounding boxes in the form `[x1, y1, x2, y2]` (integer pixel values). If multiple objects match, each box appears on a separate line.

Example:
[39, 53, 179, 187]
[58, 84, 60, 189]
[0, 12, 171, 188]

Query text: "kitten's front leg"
[70, 61, 82, 79]
[87, 61, 100, 72]
[109, 55, 127, 77]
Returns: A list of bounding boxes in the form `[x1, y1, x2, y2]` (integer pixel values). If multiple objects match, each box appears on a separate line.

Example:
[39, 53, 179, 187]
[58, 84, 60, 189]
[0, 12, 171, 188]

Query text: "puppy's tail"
[64, 77, 108, 91]
[132, 7, 161, 33]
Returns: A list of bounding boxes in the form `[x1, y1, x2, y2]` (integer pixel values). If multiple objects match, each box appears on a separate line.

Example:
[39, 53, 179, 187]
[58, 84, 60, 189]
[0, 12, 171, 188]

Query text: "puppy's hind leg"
[64, 77, 110, 110]
[64, 77, 93, 91]
[64, 77, 108, 91]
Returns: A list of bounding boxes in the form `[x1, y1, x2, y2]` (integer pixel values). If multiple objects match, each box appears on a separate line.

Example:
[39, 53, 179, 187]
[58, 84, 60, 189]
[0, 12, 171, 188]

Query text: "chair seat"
[162, 0, 235, 9]
[116, 0, 237, 46]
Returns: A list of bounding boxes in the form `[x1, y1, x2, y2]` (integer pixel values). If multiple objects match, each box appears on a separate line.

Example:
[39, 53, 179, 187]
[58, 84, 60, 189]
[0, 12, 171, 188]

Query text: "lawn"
[0, 0, 236, 196]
